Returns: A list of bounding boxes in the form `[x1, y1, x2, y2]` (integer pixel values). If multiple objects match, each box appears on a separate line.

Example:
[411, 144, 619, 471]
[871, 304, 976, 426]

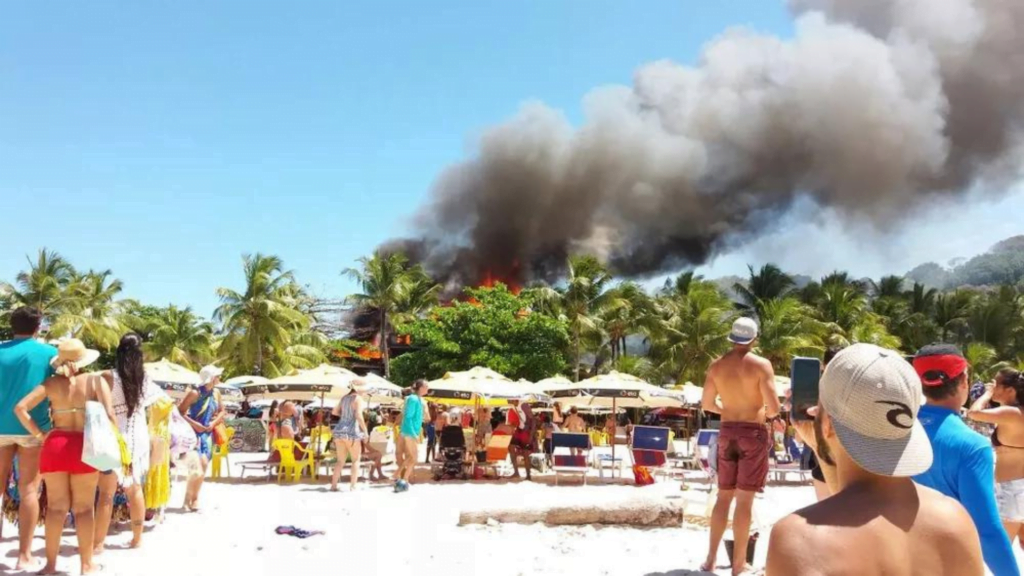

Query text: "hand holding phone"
[790, 356, 821, 422]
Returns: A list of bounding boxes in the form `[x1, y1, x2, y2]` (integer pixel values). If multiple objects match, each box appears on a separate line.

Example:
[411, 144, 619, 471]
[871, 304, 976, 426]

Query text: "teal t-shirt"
[400, 395, 424, 438]
[0, 338, 57, 435]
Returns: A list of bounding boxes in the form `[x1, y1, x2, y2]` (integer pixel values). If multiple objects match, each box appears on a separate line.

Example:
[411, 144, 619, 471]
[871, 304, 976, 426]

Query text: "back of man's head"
[913, 344, 969, 404]
[820, 343, 933, 478]
[10, 306, 43, 336]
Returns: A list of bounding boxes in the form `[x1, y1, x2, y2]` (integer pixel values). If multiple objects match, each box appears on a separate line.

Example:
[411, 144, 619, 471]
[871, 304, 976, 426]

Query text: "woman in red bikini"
[14, 339, 117, 575]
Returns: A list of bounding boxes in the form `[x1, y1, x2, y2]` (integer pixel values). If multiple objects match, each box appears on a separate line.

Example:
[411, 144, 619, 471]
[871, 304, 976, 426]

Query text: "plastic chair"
[211, 427, 235, 479]
[272, 439, 313, 483]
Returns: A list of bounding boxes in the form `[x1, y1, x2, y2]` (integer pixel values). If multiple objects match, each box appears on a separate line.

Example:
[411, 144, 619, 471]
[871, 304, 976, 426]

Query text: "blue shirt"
[400, 395, 424, 438]
[0, 338, 57, 435]
[914, 404, 1018, 576]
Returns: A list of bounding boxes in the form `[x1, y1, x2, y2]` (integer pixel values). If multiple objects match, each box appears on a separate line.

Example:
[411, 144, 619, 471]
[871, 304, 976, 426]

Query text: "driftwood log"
[459, 499, 685, 528]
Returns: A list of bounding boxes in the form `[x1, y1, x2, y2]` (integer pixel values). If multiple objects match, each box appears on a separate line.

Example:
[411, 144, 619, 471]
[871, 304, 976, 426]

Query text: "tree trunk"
[621, 336, 628, 358]
[574, 323, 581, 382]
[381, 308, 390, 377]
[255, 340, 264, 375]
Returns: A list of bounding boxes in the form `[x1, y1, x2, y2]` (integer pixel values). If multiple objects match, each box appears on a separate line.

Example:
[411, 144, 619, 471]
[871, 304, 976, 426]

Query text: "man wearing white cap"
[701, 317, 780, 575]
[766, 344, 982, 576]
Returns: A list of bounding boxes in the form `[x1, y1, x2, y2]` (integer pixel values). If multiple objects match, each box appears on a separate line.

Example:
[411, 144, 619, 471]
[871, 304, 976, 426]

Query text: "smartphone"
[790, 357, 821, 422]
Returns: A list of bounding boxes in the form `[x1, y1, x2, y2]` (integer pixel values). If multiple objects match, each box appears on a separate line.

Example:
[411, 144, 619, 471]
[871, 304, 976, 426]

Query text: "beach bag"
[212, 423, 229, 446]
[169, 408, 197, 457]
[82, 401, 121, 472]
[632, 464, 655, 486]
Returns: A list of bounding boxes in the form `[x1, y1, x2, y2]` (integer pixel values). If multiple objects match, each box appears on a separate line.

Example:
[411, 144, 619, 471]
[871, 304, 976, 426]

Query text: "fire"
[479, 259, 522, 294]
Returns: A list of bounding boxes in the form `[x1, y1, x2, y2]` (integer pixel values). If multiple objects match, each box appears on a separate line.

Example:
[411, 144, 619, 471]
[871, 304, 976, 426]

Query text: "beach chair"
[551, 432, 591, 485]
[694, 429, 719, 482]
[211, 427, 235, 479]
[629, 425, 672, 482]
[768, 445, 813, 484]
[271, 439, 314, 483]
[477, 434, 512, 479]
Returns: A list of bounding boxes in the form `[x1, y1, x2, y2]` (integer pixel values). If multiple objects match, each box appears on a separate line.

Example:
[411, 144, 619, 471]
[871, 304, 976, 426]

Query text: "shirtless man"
[767, 344, 983, 576]
[701, 317, 780, 575]
[563, 407, 586, 455]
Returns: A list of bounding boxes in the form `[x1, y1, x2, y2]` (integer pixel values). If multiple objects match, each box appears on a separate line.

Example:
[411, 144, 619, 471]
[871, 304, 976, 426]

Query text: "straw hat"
[50, 339, 100, 375]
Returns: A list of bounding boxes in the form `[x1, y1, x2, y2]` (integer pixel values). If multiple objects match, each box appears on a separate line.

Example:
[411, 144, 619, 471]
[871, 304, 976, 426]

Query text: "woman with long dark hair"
[969, 368, 1024, 548]
[94, 333, 166, 552]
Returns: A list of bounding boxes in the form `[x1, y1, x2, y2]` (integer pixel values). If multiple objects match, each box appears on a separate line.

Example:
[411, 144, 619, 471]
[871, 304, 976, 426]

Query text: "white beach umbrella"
[223, 375, 269, 387]
[361, 372, 404, 406]
[427, 366, 544, 407]
[542, 371, 685, 409]
[239, 364, 357, 401]
[144, 359, 201, 400]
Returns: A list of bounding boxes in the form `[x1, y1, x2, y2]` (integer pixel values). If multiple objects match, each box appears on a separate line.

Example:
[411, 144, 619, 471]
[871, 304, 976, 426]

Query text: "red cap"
[913, 353, 968, 386]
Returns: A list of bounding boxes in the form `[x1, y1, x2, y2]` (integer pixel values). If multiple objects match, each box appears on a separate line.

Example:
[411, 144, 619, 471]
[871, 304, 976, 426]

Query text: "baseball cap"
[820, 343, 932, 477]
[728, 317, 758, 345]
[912, 344, 968, 387]
[199, 364, 225, 386]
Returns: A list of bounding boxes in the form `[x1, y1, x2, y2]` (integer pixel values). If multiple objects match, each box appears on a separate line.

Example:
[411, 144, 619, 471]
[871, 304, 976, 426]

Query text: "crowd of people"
[0, 307, 226, 574]
[701, 317, 1024, 576]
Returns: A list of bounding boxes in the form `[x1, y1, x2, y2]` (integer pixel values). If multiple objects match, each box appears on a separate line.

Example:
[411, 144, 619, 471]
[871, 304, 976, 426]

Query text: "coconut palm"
[651, 280, 734, 385]
[733, 264, 795, 318]
[49, 269, 127, 349]
[143, 306, 214, 369]
[756, 297, 832, 373]
[933, 290, 974, 343]
[964, 342, 999, 382]
[344, 251, 436, 376]
[1, 248, 75, 316]
[215, 253, 312, 376]
[602, 281, 658, 361]
[871, 275, 906, 299]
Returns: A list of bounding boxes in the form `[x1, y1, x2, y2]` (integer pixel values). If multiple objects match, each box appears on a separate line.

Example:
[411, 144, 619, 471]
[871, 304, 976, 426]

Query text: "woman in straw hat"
[14, 338, 116, 575]
[94, 333, 167, 552]
[330, 379, 370, 492]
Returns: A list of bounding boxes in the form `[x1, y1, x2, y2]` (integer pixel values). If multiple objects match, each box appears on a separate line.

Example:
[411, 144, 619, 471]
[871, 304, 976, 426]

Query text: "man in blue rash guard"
[912, 343, 1018, 576]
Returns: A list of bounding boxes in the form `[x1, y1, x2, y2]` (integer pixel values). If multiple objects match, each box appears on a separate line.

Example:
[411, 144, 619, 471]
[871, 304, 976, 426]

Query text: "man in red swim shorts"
[700, 318, 781, 575]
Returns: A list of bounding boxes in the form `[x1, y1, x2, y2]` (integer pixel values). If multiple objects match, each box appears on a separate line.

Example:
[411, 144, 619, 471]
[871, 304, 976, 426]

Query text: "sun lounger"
[477, 434, 512, 479]
[551, 432, 591, 485]
[768, 446, 813, 483]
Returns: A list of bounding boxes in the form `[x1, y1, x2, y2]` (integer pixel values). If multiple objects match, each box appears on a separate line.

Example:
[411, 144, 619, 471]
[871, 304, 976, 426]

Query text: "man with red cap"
[912, 343, 1018, 576]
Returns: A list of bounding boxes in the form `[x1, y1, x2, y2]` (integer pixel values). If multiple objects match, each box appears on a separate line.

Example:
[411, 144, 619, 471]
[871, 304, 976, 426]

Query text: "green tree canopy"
[390, 285, 569, 386]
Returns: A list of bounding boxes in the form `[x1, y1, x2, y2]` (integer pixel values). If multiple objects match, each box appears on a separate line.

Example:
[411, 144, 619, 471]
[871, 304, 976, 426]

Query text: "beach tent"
[426, 366, 547, 407]
[145, 359, 201, 400]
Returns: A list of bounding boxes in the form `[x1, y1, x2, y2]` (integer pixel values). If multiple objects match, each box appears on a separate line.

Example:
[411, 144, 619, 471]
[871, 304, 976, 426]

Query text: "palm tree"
[143, 306, 214, 369]
[49, 270, 126, 349]
[651, 280, 734, 385]
[871, 275, 906, 299]
[756, 298, 832, 372]
[963, 342, 998, 382]
[602, 281, 658, 361]
[933, 290, 973, 343]
[733, 264, 795, 318]
[216, 253, 312, 376]
[344, 251, 436, 377]
[1, 248, 75, 316]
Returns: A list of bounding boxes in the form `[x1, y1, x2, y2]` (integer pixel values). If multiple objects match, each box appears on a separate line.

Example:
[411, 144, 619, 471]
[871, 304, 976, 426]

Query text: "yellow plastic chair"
[272, 439, 313, 483]
[211, 427, 235, 479]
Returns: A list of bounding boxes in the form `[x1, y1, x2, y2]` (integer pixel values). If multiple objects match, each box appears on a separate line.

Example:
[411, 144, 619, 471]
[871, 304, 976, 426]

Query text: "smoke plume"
[387, 0, 1024, 287]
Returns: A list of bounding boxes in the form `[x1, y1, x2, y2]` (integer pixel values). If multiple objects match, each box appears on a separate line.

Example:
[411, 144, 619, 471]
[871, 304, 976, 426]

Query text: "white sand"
[3, 451, 1021, 576]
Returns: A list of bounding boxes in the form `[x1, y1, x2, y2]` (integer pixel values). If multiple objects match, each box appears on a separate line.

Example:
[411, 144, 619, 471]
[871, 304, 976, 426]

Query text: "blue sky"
[2, 1, 1021, 317]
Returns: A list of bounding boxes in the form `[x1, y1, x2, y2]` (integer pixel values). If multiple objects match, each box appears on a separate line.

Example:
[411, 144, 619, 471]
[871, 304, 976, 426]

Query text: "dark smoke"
[389, 0, 1024, 286]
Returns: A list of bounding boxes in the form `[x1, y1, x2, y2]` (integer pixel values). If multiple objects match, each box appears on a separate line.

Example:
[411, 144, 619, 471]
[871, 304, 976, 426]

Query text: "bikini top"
[992, 428, 1024, 450]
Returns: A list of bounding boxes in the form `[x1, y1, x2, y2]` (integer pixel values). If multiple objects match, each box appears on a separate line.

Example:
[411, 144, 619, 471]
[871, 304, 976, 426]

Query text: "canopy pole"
[317, 389, 325, 459]
[611, 396, 617, 467]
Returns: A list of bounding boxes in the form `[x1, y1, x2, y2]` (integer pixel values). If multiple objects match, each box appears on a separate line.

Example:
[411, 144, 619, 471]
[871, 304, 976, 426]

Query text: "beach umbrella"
[144, 359, 201, 400]
[239, 364, 357, 401]
[774, 376, 791, 399]
[216, 385, 244, 404]
[679, 382, 704, 406]
[426, 366, 544, 407]
[542, 371, 686, 462]
[223, 375, 269, 387]
[361, 373, 404, 406]
[541, 371, 684, 409]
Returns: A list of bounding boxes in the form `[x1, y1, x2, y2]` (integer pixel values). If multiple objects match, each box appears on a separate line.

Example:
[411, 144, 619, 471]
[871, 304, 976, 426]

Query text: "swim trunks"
[717, 422, 771, 492]
[40, 430, 97, 475]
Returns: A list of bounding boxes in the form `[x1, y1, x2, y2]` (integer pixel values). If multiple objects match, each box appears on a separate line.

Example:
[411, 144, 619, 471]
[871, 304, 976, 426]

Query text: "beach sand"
[2, 452, 1021, 575]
